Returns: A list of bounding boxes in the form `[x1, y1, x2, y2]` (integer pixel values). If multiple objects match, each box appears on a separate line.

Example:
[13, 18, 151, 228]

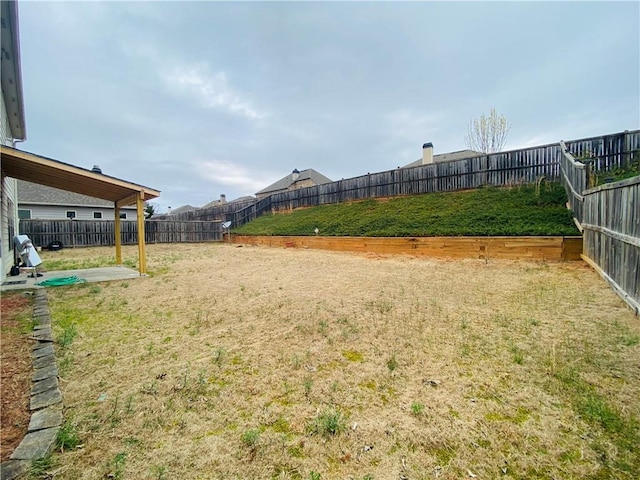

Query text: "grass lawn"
[32, 244, 639, 479]
[233, 183, 579, 237]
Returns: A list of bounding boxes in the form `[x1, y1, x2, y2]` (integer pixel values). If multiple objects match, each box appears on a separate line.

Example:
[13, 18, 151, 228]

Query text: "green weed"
[109, 452, 126, 480]
[386, 353, 398, 372]
[303, 377, 313, 398]
[241, 428, 261, 449]
[212, 347, 226, 367]
[56, 419, 82, 452]
[150, 465, 168, 480]
[57, 323, 78, 348]
[511, 346, 524, 365]
[308, 408, 346, 437]
[27, 456, 55, 479]
[411, 402, 425, 416]
[619, 334, 639, 347]
[318, 320, 329, 336]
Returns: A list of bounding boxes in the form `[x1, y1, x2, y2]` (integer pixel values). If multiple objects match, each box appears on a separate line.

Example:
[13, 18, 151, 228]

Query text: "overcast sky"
[17, 0, 639, 212]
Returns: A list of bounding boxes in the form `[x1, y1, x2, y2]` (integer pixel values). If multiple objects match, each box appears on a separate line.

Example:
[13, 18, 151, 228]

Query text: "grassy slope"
[234, 183, 580, 237]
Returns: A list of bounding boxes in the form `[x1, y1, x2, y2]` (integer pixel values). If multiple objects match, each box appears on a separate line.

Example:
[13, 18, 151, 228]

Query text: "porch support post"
[114, 202, 122, 265]
[136, 192, 147, 275]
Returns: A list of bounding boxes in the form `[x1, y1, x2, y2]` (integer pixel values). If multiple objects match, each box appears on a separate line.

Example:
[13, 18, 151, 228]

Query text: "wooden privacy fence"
[563, 130, 640, 174]
[163, 130, 638, 229]
[580, 177, 640, 314]
[168, 197, 256, 222]
[230, 142, 563, 227]
[558, 143, 640, 314]
[20, 220, 223, 248]
[558, 141, 587, 224]
[228, 130, 640, 228]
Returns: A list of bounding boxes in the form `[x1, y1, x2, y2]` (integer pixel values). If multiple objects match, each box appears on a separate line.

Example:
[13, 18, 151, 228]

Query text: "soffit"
[1, 146, 160, 206]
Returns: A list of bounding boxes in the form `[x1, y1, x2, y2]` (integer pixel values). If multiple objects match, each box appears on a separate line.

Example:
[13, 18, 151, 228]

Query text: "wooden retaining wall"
[233, 235, 583, 261]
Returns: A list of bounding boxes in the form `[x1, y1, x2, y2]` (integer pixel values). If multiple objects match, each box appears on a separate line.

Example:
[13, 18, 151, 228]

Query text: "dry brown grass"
[37, 244, 639, 479]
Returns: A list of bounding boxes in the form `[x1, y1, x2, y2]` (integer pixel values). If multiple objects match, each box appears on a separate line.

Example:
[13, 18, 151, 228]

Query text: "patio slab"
[1, 266, 142, 292]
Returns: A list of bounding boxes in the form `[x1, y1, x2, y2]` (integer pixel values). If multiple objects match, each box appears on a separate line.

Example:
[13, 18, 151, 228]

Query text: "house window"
[119, 213, 127, 219]
[66, 211, 76, 219]
[18, 209, 31, 220]
[93, 212, 103, 219]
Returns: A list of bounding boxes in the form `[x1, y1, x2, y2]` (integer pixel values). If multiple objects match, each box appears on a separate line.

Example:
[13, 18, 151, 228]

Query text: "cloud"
[196, 158, 275, 193]
[164, 63, 265, 119]
[387, 110, 443, 143]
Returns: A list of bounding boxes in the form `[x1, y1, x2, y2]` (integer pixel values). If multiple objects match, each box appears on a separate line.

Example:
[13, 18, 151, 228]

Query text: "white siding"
[19, 205, 137, 221]
[1, 87, 20, 275]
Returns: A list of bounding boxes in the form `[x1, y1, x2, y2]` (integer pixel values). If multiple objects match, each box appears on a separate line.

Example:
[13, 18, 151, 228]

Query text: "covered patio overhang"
[0, 145, 160, 275]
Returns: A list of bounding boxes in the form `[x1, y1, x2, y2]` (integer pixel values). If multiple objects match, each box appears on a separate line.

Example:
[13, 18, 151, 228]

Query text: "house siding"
[20, 204, 137, 221]
[1, 88, 20, 275]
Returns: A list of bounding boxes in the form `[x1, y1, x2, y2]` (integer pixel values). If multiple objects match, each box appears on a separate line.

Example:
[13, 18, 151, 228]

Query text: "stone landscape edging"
[1, 290, 62, 480]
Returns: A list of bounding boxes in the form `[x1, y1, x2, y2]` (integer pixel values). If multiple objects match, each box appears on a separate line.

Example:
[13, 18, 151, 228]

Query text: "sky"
[16, 0, 640, 212]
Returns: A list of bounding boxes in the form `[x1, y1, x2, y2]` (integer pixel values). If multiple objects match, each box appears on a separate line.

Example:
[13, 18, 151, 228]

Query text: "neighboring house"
[403, 143, 484, 168]
[202, 194, 255, 209]
[202, 194, 227, 209]
[17, 179, 137, 221]
[256, 169, 332, 200]
[1, 0, 27, 275]
[169, 204, 197, 215]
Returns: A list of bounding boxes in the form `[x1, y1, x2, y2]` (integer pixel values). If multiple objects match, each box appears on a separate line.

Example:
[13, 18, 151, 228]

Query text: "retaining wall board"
[233, 235, 583, 261]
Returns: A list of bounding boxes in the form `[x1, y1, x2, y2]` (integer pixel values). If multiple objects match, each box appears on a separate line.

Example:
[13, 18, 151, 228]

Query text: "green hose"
[36, 276, 86, 287]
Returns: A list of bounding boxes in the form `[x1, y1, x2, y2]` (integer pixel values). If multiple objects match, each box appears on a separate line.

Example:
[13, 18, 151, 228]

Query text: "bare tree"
[465, 107, 511, 153]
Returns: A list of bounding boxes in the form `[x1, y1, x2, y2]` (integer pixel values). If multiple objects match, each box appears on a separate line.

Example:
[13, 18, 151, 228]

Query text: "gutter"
[1, 0, 27, 141]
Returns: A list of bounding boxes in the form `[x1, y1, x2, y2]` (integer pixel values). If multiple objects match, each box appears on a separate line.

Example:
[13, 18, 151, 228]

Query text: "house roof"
[403, 149, 483, 168]
[170, 205, 197, 215]
[256, 169, 333, 195]
[0, 146, 160, 206]
[1, 0, 27, 140]
[17, 180, 136, 209]
[201, 195, 255, 209]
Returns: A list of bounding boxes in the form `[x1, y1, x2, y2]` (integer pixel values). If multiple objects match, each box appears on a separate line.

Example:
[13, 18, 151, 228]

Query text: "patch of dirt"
[1, 293, 33, 462]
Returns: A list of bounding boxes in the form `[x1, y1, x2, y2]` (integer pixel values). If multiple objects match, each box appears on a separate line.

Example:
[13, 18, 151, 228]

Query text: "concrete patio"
[1, 266, 142, 293]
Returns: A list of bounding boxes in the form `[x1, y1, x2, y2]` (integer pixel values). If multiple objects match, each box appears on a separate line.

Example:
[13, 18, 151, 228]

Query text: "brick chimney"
[220, 194, 227, 204]
[422, 143, 434, 165]
[291, 168, 300, 181]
